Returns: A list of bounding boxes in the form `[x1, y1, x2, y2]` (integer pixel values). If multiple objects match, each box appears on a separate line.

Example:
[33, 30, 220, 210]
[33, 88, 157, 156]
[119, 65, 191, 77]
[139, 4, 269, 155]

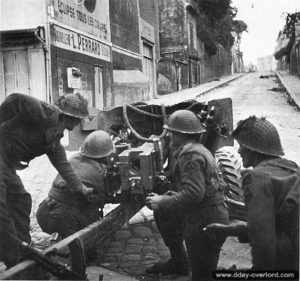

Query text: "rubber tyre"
[215, 146, 246, 221]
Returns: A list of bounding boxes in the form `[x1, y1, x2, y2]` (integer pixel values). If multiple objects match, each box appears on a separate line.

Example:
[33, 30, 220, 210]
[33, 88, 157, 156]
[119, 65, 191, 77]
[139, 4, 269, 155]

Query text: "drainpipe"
[43, 0, 53, 103]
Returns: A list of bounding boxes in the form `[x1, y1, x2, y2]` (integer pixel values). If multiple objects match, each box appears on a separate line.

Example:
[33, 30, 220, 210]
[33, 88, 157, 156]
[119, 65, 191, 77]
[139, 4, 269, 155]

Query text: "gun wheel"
[214, 146, 246, 221]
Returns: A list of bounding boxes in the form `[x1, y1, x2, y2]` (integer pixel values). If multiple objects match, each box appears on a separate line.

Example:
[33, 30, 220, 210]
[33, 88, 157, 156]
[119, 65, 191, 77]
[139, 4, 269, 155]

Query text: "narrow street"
[196, 72, 300, 165]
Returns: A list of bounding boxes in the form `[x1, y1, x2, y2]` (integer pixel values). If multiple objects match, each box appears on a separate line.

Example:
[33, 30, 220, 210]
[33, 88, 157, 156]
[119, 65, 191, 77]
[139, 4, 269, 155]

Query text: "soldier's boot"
[146, 246, 189, 276]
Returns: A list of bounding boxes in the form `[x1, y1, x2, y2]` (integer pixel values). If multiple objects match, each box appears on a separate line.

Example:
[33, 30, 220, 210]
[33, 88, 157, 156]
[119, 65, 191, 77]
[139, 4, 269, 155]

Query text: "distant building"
[157, 0, 201, 94]
[274, 30, 291, 72]
[274, 20, 300, 76]
[231, 20, 247, 74]
[257, 55, 276, 72]
[157, 0, 234, 95]
[290, 23, 300, 76]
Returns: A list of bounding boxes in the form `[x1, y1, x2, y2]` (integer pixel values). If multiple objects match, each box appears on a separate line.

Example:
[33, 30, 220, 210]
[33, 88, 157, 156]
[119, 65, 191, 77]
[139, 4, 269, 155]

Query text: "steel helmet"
[232, 116, 284, 156]
[163, 110, 205, 134]
[81, 130, 115, 158]
[55, 93, 89, 119]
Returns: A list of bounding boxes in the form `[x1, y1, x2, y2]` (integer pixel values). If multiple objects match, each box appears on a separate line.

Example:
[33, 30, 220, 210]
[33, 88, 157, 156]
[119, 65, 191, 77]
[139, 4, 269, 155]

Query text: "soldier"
[36, 130, 116, 238]
[0, 93, 94, 268]
[145, 110, 229, 281]
[205, 116, 299, 271]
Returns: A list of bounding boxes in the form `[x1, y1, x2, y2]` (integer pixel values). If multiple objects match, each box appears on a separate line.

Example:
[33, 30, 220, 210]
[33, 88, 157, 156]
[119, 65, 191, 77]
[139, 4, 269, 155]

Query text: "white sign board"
[52, 24, 111, 61]
[48, 0, 110, 42]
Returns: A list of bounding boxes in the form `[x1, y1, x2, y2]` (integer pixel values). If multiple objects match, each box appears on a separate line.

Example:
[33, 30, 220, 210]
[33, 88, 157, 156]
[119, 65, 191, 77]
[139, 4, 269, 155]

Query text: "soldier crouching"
[37, 130, 116, 240]
[205, 116, 299, 273]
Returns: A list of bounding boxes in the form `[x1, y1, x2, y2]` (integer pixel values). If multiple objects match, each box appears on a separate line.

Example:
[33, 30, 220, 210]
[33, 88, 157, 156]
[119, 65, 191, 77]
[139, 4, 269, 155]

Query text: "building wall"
[290, 41, 300, 76]
[139, 0, 160, 60]
[157, 60, 189, 95]
[110, 0, 139, 53]
[203, 44, 232, 82]
[257, 55, 276, 72]
[157, 0, 235, 92]
[158, 0, 190, 95]
[290, 24, 300, 76]
[110, 0, 158, 106]
[186, 9, 198, 55]
[139, 0, 160, 98]
[48, 0, 112, 105]
[48, 0, 111, 41]
[50, 45, 112, 105]
[0, 0, 47, 101]
[0, 43, 47, 102]
[159, 0, 185, 52]
[47, 0, 112, 150]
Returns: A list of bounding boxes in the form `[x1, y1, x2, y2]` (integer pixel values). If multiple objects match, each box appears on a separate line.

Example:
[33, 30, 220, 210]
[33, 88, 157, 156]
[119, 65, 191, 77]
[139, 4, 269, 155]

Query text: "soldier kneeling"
[37, 130, 116, 240]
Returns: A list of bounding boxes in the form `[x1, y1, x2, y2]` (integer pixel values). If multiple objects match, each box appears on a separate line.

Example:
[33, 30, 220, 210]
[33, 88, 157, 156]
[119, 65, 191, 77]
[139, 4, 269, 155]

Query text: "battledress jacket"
[157, 141, 226, 215]
[241, 158, 300, 270]
[0, 93, 83, 192]
[48, 152, 106, 211]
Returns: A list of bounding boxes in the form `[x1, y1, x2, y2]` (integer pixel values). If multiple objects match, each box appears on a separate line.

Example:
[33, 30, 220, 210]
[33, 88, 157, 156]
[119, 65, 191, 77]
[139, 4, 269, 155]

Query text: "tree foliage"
[197, 0, 238, 55]
[232, 20, 248, 34]
[283, 12, 300, 39]
[275, 12, 300, 61]
[198, 0, 232, 21]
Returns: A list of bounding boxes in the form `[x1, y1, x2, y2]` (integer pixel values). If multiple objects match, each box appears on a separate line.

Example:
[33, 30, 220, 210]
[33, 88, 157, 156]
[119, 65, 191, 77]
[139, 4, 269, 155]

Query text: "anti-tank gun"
[104, 135, 170, 203]
[117, 138, 169, 201]
[102, 99, 245, 221]
[106, 103, 223, 202]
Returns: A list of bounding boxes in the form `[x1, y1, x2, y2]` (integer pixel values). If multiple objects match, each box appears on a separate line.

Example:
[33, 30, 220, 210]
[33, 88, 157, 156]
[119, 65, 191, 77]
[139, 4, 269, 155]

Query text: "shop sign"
[52, 24, 111, 61]
[48, 0, 110, 42]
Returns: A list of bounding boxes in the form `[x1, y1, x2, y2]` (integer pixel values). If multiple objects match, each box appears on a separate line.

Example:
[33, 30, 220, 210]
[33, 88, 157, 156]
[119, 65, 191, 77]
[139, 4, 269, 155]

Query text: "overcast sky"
[231, 0, 300, 65]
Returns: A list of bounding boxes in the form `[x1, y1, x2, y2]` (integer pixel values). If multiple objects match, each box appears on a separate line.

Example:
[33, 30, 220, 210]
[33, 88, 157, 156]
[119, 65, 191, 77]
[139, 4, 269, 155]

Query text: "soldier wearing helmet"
[145, 110, 229, 281]
[0, 93, 93, 268]
[205, 116, 299, 271]
[37, 130, 117, 242]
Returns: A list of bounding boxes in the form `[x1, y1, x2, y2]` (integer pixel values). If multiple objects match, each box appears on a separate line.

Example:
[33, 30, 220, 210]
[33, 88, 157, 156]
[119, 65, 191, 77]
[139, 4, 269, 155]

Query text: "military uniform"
[241, 158, 299, 271]
[0, 93, 85, 267]
[155, 141, 229, 280]
[230, 116, 300, 272]
[37, 152, 107, 238]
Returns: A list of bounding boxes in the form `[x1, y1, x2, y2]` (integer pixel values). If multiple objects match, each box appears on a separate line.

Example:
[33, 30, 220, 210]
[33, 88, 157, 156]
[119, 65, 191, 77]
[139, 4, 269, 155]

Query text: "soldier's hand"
[80, 185, 95, 203]
[145, 193, 164, 211]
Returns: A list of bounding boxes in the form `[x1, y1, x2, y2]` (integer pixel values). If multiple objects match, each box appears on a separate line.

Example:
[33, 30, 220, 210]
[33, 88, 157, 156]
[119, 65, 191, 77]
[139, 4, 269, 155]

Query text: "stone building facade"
[0, 0, 237, 148]
[157, 0, 234, 95]
[275, 22, 300, 77]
